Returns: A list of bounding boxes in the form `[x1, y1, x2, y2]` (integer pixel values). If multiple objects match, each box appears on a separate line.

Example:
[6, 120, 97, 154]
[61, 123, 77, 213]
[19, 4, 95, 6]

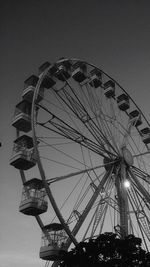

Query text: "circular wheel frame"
[20, 58, 150, 256]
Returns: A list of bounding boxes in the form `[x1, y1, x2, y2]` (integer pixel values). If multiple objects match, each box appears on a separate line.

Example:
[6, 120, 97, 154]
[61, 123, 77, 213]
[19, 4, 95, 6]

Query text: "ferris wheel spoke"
[38, 138, 93, 169]
[131, 166, 150, 185]
[134, 188, 150, 230]
[37, 104, 115, 157]
[129, 172, 150, 213]
[55, 83, 119, 155]
[121, 119, 133, 147]
[88, 102, 120, 155]
[127, 188, 150, 250]
[133, 151, 150, 158]
[129, 168, 150, 206]
[68, 170, 114, 235]
[90, 177, 114, 237]
[45, 88, 86, 133]
[128, 183, 150, 244]
[65, 168, 113, 247]
[38, 121, 105, 155]
[38, 80, 120, 157]
[46, 160, 118, 184]
[83, 83, 99, 113]
[100, 99, 121, 153]
[129, 177, 150, 223]
[102, 118, 120, 154]
[83, 200, 108, 240]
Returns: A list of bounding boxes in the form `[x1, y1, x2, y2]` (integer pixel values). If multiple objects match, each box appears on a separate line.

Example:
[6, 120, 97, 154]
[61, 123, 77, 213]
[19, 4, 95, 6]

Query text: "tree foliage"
[61, 233, 150, 267]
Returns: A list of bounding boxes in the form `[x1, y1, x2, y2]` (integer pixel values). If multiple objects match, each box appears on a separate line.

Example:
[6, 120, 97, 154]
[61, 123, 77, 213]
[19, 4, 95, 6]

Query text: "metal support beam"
[65, 168, 113, 248]
[115, 163, 129, 238]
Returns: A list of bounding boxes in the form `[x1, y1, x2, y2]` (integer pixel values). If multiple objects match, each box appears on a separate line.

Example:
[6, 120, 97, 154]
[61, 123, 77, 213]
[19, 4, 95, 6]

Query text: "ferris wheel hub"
[122, 147, 134, 166]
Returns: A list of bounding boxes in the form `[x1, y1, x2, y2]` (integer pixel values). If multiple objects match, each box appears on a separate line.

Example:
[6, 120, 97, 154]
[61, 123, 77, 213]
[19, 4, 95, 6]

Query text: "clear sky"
[1, 1, 150, 267]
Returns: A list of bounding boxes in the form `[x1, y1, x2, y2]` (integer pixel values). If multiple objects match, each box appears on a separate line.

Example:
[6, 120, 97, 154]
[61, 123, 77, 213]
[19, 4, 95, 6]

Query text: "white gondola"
[39, 62, 57, 88]
[72, 62, 87, 83]
[117, 93, 130, 111]
[89, 68, 102, 88]
[140, 127, 150, 144]
[40, 223, 67, 261]
[103, 80, 115, 98]
[129, 110, 142, 127]
[55, 60, 72, 81]
[12, 100, 31, 132]
[22, 75, 44, 103]
[19, 178, 48, 216]
[10, 135, 36, 170]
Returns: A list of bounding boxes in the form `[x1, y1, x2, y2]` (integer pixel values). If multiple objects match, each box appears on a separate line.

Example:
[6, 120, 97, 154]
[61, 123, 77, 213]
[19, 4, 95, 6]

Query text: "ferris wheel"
[10, 58, 150, 265]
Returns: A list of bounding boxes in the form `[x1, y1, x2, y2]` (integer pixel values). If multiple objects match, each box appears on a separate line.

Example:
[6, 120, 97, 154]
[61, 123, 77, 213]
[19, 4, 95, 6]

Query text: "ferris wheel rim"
[30, 57, 150, 251]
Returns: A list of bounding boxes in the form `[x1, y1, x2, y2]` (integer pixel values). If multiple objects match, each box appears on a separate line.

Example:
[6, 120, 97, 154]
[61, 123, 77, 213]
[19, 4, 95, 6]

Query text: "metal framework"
[12, 58, 150, 267]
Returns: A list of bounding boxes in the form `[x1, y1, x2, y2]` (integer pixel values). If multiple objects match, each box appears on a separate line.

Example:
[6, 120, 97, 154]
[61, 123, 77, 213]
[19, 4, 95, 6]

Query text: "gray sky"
[1, 1, 150, 267]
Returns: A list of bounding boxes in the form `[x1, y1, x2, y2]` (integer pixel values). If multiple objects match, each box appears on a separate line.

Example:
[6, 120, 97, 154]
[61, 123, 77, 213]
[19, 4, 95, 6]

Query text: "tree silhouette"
[61, 233, 150, 267]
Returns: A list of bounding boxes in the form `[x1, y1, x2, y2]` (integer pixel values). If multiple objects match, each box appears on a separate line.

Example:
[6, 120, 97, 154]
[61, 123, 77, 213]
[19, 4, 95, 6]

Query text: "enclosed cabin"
[39, 62, 57, 89]
[140, 127, 150, 144]
[55, 59, 72, 81]
[129, 110, 142, 127]
[89, 68, 102, 88]
[12, 100, 31, 132]
[40, 223, 67, 261]
[19, 178, 48, 216]
[10, 135, 36, 170]
[72, 61, 87, 83]
[22, 75, 44, 103]
[117, 93, 130, 111]
[103, 80, 115, 98]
